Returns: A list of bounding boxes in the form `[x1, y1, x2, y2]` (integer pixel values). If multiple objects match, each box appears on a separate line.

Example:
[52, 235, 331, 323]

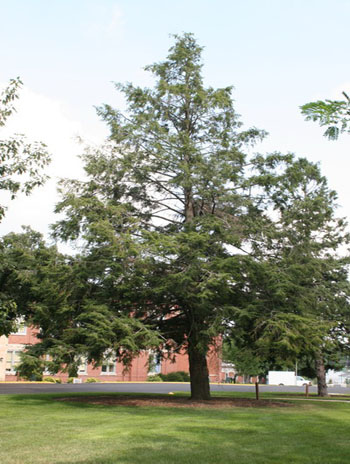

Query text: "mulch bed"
[55, 395, 293, 409]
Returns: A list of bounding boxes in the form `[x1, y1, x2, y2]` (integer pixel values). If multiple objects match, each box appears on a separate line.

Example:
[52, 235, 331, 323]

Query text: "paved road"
[1, 382, 349, 395]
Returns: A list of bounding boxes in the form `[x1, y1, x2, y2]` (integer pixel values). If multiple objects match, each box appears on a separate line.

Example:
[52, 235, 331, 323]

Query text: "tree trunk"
[315, 355, 328, 397]
[184, 189, 194, 222]
[188, 343, 210, 400]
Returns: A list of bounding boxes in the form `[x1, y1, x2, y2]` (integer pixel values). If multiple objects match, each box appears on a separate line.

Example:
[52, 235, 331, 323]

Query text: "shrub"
[85, 377, 99, 383]
[29, 374, 43, 381]
[43, 376, 56, 383]
[160, 371, 190, 382]
[16, 352, 44, 381]
[55, 378, 62, 384]
[67, 377, 74, 383]
[147, 374, 163, 382]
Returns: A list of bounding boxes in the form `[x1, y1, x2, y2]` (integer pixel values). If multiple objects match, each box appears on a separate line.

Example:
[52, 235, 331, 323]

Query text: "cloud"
[0, 83, 106, 242]
[106, 4, 124, 38]
[84, 3, 124, 40]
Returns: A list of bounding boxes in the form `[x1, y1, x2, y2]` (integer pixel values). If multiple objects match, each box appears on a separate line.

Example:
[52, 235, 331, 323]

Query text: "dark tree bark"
[188, 342, 210, 400]
[315, 354, 328, 397]
[183, 188, 210, 400]
[243, 374, 251, 384]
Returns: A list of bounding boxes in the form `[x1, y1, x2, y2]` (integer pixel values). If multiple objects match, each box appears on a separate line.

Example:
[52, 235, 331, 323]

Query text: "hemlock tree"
[51, 33, 282, 400]
[301, 91, 350, 140]
[230, 159, 350, 396]
[48, 34, 349, 399]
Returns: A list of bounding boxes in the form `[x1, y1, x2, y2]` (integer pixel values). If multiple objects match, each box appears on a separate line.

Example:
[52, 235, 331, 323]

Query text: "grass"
[1, 392, 350, 464]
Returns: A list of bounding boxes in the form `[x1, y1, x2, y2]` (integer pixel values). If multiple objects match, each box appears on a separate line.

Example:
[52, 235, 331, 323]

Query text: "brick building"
[0, 325, 223, 382]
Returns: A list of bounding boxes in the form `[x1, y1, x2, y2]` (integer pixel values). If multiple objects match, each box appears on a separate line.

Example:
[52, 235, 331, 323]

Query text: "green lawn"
[1, 392, 350, 464]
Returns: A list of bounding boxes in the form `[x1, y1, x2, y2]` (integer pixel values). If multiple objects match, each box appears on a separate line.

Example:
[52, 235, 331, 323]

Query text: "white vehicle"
[295, 376, 311, 386]
[268, 371, 310, 386]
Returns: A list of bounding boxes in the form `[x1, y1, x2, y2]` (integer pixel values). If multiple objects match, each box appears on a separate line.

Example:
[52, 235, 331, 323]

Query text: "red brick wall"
[8, 327, 39, 346]
[6, 327, 222, 382]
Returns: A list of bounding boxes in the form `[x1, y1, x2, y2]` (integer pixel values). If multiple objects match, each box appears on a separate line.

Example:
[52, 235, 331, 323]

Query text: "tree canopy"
[48, 33, 350, 399]
[0, 227, 159, 378]
[0, 78, 50, 333]
[6, 35, 350, 399]
[229, 159, 350, 395]
[50, 33, 281, 399]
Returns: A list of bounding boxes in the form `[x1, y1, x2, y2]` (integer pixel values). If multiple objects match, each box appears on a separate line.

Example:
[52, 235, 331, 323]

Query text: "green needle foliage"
[230, 159, 350, 395]
[11, 34, 350, 399]
[50, 33, 342, 400]
[0, 228, 159, 377]
[50, 33, 279, 399]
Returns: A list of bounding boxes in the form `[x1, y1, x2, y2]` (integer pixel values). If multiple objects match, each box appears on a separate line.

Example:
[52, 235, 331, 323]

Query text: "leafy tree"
[0, 228, 55, 335]
[0, 228, 159, 376]
[301, 91, 350, 140]
[222, 339, 268, 383]
[0, 77, 51, 220]
[0, 78, 50, 333]
[230, 159, 350, 396]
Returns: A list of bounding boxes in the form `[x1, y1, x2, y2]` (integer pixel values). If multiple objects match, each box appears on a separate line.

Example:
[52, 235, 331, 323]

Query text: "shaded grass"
[1, 392, 350, 464]
[211, 390, 350, 400]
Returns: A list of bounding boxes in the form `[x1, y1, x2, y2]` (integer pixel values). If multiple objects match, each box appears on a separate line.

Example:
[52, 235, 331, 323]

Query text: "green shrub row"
[42, 377, 100, 384]
[43, 377, 62, 384]
[148, 371, 190, 382]
[147, 374, 163, 382]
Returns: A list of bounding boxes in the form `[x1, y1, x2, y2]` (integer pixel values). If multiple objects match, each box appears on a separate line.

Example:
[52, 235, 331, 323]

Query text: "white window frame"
[100, 350, 116, 375]
[78, 358, 88, 375]
[101, 362, 116, 375]
[6, 350, 23, 374]
[43, 354, 54, 375]
[148, 351, 161, 375]
[11, 320, 27, 336]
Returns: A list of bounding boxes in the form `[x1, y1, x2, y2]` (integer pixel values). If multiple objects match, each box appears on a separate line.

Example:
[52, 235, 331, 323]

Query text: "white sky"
[0, 0, 349, 246]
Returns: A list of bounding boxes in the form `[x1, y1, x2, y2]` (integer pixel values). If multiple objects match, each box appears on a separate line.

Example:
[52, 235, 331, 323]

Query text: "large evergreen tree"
[51, 33, 276, 399]
[48, 34, 350, 399]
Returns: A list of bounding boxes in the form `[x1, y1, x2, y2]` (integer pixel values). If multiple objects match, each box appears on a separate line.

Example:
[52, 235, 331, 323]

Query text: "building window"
[101, 361, 116, 375]
[6, 350, 22, 373]
[148, 351, 161, 375]
[100, 351, 116, 375]
[43, 354, 54, 375]
[78, 358, 88, 375]
[11, 321, 27, 335]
